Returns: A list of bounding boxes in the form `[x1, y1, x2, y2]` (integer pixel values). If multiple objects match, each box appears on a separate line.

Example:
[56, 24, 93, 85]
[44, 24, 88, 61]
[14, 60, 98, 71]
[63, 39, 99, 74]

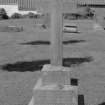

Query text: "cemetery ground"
[0, 18, 105, 105]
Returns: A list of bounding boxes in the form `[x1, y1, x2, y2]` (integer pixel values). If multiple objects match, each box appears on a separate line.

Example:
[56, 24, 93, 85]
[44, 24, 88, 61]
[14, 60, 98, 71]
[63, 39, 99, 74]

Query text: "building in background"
[77, 0, 105, 7]
[0, 0, 39, 10]
[0, 4, 18, 16]
[0, 0, 104, 17]
[0, 0, 39, 16]
[77, 0, 105, 16]
[77, 0, 105, 25]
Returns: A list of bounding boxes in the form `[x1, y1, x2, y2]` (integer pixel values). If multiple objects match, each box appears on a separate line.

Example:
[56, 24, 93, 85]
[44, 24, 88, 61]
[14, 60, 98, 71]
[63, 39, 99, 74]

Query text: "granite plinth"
[29, 65, 78, 105]
[41, 65, 71, 85]
[34, 84, 78, 105]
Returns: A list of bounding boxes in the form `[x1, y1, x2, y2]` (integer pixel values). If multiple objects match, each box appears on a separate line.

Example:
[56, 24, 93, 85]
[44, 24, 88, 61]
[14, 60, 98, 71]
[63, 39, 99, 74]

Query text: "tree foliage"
[27, 12, 37, 18]
[0, 8, 9, 19]
[11, 13, 23, 19]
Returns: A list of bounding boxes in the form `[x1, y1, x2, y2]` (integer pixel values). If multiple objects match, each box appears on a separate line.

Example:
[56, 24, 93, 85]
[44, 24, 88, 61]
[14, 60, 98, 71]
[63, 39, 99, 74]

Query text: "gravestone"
[29, 1, 78, 105]
[93, 23, 103, 30]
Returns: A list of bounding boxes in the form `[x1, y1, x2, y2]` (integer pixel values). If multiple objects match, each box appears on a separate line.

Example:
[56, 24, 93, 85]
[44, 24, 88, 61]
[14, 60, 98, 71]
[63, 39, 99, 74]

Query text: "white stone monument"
[29, 1, 78, 105]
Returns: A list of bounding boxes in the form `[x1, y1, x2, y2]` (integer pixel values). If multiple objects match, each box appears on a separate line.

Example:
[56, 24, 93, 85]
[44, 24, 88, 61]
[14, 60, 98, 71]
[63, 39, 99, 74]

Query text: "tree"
[11, 13, 23, 19]
[0, 8, 9, 19]
[27, 12, 37, 18]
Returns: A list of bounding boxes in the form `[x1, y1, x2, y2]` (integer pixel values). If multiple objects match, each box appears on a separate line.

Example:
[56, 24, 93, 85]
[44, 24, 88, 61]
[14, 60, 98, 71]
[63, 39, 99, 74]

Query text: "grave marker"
[28, 1, 79, 105]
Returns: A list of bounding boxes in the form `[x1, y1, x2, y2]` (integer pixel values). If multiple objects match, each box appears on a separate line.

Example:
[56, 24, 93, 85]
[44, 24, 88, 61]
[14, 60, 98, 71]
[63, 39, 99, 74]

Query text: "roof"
[78, 0, 105, 5]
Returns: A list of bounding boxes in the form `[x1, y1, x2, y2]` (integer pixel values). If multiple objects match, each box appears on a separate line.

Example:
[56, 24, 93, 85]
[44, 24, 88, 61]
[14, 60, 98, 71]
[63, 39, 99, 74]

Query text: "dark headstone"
[78, 94, 85, 105]
[71, 78, 78, 86]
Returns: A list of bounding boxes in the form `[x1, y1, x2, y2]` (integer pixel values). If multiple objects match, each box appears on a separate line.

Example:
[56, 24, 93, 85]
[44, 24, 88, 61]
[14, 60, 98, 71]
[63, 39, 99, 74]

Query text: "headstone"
[78, 94, 85, 105]
[0, 25, 23, 32]
[71, 78, 78, 86]
[93, 23, 103, 30]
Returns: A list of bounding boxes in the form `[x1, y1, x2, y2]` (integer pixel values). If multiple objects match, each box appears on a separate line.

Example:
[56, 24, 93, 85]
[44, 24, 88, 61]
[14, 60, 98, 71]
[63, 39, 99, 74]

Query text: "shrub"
[22, 14, 28, 18]
[0, 8, 9, 20]
[27, 12, 37, 18]
[11, 13, 23, 19]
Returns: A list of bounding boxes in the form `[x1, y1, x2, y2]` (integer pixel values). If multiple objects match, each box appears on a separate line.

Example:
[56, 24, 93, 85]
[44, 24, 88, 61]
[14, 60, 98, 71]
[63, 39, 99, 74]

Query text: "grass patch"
[20, 40, 86, 45]
[1, 56, 93, 72]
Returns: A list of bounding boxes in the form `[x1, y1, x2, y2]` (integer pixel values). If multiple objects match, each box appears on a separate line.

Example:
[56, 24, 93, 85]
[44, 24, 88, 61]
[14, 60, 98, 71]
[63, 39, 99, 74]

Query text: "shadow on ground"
[1, 56, 93, 72]
[98, 102, 105, 105]
[20, 40, 86, 45]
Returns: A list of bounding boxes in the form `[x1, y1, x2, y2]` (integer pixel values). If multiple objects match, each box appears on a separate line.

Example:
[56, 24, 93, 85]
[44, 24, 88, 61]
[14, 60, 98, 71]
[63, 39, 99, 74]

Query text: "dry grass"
[0, 19, 105, 105]
[0, 71, 40, 105]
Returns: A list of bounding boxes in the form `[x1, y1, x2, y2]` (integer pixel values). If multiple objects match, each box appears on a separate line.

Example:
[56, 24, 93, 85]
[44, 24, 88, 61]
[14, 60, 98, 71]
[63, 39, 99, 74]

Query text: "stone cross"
[28, 65, 78, 105]
[28, 1, 79, 105]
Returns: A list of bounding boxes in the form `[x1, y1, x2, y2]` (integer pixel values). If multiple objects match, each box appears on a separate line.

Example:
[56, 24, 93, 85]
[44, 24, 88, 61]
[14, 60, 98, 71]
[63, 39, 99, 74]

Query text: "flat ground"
[0, 19, 105, 105]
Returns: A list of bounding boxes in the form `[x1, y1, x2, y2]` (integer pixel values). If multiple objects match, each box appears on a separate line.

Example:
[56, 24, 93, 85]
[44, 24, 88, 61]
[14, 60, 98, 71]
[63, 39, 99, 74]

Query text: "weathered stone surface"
[41, 64, 71, 85]
[42, 64, 70, 71]
[28, 65, 78, 105]
[34, 84, 78, 105]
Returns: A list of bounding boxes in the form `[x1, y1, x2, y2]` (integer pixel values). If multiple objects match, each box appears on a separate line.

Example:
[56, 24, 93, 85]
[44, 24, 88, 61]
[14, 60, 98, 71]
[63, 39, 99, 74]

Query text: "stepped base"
[29, 65, 78, 105]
